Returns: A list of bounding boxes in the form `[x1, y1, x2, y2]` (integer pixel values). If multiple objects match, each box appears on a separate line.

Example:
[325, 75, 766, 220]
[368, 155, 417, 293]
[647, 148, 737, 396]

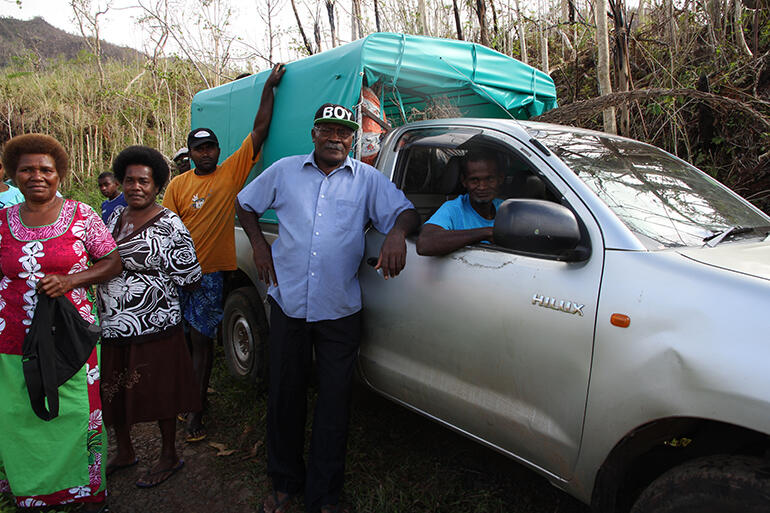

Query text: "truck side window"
[394, 129, 559, 223]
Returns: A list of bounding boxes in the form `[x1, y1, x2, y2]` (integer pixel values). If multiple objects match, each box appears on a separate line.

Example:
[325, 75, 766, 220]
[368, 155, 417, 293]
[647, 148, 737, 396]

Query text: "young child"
[0, 159, 24, 208]
[98, 171, 127, 223]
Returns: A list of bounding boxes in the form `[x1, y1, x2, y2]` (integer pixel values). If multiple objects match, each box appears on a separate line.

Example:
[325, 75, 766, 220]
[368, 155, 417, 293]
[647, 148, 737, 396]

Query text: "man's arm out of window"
[416, 223, 494, 256]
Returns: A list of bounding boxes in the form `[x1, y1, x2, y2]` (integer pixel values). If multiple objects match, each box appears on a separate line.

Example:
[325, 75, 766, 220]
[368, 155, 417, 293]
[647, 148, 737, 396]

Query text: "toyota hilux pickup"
[190, 32, 770, 513]
[223, 117, 770, 513]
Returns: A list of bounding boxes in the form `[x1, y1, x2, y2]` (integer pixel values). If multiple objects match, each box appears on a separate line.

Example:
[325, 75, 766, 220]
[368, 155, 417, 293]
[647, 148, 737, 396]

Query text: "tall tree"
[594, 0, 617, 133]
[255, 0, 284, 64]
[515, 0, 528, 64]
[452, 0, 464, 39]
[290, 0, 314, 54]
[418, 0, 429, 35]
[70, 0, 110, 87]
[734, 0, 753, 56]
[475, 0, 490, 46]
[538, 0, 549, 73]
[326, 0, 337, 47]
[609, 0, 632, 134]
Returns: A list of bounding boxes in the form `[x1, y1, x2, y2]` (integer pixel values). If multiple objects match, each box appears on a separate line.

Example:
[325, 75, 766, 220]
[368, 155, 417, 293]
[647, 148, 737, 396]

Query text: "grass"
[1, 346, 589, 513]
[202, 346, 590, 513]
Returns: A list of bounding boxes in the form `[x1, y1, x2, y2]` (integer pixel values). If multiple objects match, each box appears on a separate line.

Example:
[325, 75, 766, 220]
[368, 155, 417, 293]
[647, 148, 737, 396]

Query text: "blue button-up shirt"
[237, 152, 414, 321]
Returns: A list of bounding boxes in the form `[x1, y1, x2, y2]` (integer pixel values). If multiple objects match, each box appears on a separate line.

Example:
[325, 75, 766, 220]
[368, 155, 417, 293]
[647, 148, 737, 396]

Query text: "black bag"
[21, 292, 101, 421]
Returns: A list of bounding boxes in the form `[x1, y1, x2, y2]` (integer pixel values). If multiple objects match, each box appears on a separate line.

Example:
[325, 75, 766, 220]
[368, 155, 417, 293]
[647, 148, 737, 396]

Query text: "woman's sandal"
[185, 424, 207, 443]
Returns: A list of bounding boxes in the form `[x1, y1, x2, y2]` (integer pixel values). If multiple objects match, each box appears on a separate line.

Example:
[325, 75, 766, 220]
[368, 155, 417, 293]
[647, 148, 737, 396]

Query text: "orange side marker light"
[611, 313, 631, 328]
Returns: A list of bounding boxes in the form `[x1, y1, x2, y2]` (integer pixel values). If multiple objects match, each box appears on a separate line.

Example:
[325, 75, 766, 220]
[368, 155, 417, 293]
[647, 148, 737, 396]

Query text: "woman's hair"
[112, 145, 170, 189]
[1, 134, 69, 180]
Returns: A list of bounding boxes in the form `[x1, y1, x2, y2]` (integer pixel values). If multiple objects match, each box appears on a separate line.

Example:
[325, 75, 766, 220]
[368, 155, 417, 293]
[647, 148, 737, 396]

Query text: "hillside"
[0, 15, 143, 66]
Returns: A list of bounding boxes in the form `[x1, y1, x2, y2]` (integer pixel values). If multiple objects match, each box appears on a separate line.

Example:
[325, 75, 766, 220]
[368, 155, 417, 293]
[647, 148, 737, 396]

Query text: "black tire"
[222, 287, 268, 383]
[630, 455, 770, 513]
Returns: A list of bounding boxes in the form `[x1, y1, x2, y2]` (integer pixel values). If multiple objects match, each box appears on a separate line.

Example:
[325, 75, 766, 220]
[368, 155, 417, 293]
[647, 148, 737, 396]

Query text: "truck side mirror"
[493, 199, 585, 260]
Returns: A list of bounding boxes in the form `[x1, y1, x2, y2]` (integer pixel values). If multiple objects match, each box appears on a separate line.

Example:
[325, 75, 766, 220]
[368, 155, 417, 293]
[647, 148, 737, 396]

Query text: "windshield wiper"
[703, 226, 755, 247]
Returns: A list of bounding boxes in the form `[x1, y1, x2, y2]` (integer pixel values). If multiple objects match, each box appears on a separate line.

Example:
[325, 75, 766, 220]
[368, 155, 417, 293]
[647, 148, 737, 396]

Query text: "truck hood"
[677, 240, 770, 281]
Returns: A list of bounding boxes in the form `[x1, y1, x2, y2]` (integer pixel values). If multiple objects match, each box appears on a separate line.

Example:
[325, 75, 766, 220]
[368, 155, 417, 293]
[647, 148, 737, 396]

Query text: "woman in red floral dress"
[0, 134, 121, 512]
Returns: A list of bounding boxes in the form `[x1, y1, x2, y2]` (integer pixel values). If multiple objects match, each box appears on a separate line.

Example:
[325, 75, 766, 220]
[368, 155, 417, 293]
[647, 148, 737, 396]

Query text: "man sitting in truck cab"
[416, 152, 503, 256]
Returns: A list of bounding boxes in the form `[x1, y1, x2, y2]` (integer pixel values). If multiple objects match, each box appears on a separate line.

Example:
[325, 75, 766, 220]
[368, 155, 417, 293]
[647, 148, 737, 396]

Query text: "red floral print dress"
[0, 199, 116, 507]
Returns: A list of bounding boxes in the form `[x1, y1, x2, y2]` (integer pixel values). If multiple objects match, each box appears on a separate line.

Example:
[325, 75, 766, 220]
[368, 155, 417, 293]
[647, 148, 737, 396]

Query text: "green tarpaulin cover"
[191, 32, 557, 179]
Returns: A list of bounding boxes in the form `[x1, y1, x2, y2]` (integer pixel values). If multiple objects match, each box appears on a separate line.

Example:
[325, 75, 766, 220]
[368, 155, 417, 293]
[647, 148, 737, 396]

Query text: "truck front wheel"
[222, 287, 268, 383]
[630, 455, 770, 513]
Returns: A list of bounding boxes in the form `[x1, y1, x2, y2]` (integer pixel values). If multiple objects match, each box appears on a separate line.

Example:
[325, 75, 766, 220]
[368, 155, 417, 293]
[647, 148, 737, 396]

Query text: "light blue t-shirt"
[0, 185, 24, 208]
[425, 193, 503, 230]
[237, 152, 414, 322]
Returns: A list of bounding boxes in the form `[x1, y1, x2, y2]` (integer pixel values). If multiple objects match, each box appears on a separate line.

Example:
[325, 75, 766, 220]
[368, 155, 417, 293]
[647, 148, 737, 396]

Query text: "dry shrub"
[407, 96, 462, 122]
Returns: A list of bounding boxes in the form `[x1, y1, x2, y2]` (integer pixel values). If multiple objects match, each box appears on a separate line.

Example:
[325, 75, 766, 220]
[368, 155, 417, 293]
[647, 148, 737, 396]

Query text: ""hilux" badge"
[532, 294, 584, 316]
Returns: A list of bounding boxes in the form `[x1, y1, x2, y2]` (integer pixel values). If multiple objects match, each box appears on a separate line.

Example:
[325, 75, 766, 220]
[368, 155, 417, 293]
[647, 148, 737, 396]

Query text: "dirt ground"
[2, 361, 592, 513]
[105, 420, 258, 513]
[100, 378, 591, 513]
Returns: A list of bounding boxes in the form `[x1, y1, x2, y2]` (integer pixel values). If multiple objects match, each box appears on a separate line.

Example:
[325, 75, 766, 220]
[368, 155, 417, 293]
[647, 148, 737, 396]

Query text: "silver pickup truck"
[223, 118, 770, 512]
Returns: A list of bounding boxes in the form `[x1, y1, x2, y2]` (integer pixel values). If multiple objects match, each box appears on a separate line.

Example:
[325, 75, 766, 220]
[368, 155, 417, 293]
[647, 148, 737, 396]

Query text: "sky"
[0, 0, 301, 67]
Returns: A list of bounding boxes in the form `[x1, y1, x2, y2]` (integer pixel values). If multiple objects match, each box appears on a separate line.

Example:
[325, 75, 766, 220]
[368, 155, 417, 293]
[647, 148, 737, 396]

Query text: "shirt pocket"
[335, 199, 363, 230]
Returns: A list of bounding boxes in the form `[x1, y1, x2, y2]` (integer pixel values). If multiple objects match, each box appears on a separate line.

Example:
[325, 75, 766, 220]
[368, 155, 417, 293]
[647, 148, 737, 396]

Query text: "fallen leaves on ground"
[208, 441, 237, 456]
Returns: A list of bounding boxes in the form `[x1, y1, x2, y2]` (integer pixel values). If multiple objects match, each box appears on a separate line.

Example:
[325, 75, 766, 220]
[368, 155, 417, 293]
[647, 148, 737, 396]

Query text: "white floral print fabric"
[98, 207, 201, 340]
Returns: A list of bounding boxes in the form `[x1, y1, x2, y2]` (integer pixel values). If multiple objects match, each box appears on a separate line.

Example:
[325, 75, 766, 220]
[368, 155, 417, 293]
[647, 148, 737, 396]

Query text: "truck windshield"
[533, 129, 770, 248]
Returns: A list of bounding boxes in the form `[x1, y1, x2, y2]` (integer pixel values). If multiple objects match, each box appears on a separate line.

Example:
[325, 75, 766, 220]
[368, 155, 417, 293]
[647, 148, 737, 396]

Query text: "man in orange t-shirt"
[163, 63, 285, 442]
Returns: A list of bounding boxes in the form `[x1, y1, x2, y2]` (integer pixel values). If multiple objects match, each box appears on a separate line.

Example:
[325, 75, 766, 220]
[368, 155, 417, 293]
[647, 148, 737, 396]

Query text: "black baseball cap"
[314, 103, 360, 131]
[187, 128, 219, 149]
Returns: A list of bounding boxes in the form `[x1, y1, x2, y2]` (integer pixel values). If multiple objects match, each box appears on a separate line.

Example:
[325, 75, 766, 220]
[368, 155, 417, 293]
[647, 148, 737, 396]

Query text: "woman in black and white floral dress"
[98, 146, 202, 489]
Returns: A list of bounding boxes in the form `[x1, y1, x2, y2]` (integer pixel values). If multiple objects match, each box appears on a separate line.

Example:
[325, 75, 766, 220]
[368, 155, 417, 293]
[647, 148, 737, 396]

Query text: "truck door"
[358, 126, 604, 480]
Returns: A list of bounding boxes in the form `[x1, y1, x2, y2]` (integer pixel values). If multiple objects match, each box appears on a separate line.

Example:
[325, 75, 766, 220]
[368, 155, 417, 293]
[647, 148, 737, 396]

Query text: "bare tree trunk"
[314, 19, 323, 51]
[538, 0, 549, 73]
[734, 0, 753, 56]
[490, 0, 500, 47]
[374, 0, 381, 31]
[707, 0, 722, 48]
[610, 0, 631, 135]
[70, 0, 109, 88]
[594, 0, 617, 133]
[476, 0, 490, 46]
[418, 0, 429, 35]
[753, 8, 759, 55]
[453, 0, 464, 39]
[326, 0, 337, 47]
[291, 0, 314, 54]
[351, 0, 358, 39]
[515, 0, 528, 64]
[667, 0, 678, 52]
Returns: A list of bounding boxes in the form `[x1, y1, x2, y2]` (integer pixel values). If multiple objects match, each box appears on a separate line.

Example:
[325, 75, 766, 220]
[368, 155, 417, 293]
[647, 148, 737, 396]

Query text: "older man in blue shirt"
[236, 103, 419, 513]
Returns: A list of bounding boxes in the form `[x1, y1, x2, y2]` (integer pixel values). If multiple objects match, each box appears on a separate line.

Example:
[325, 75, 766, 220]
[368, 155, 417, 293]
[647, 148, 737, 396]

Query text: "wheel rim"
[230, 313, 254, 374]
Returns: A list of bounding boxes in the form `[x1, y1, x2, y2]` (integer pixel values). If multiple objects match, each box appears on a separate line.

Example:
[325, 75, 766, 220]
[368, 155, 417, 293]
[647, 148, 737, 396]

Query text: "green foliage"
[0, 494, 13, 513]
[0, 54, 208, 211]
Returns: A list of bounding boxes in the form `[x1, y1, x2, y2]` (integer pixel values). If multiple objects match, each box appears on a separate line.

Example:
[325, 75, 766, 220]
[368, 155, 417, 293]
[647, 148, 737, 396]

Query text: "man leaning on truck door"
[235, 103, 420, 513]
[163, 63, 286, 444]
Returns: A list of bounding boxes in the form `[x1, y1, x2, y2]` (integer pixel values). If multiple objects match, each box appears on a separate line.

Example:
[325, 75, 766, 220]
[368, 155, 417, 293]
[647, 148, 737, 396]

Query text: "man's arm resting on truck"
[416, 223, 494, 256]
[235, 199, 277, 286]
[250, 63, 286, 158]
[376, 208, 420, 279]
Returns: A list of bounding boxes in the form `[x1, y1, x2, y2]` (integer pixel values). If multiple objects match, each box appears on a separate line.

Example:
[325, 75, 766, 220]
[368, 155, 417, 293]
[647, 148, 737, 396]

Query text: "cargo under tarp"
[191, 32, 557, 178]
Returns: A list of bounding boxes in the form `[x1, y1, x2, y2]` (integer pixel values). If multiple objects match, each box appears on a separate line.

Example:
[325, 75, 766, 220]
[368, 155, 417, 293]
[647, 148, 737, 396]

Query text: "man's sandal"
[261, 490, 295, 513]
[321, 503, 353, 513]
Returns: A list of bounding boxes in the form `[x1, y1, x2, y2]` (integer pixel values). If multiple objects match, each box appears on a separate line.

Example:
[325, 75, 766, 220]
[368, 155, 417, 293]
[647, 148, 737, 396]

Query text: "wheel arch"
[223, 269, 259, 303]
[591, 417, 770, 513]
